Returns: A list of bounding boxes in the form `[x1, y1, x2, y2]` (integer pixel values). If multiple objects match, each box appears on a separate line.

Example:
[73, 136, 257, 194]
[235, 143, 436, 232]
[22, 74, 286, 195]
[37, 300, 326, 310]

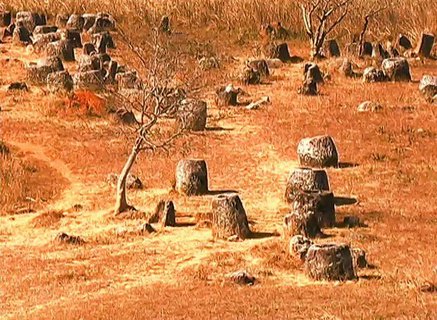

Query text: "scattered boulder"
[292, 191, 335, 228]
[32, 32, 61, 52]
[227, 270, 256, 286]
[297, 78, 317, 96]
[176, 99, 207, 131]
[26, 56, 64, 85]
[284, 167, 330, 203]
[305, 244, 356, 281]
[247, 59, 270, 77]
[284, 208, 321, 239]
[415, 32, 435, 58]
[46, 40, 75, 61]
[381, 58, 411, 82]
[66, 14, 85, 30]
[419, 75, 437, 102]
[211, 194, 251, 241]
[78, 55, 101, 72]
[47, 70, 74, 93]
[73, 70, 105, 90]
[352, 248, 368, 269]
[175, 159, 208, 196]
[198, 56, 219, 70]
[246, 96, 270, 110]
[216, 84, 240, 106]
[0, 11, 12, 27]
[92, 31, 115, 53]
[106, 173, 143, 189]
[33, 25, 58, 35]
[304, 63, 324, 83]
[266, 42, 291, 62]
[55, 232, 85, 245]
[363, 67, 388, 83]
[8, 82, 28, 91]
[325, 39, 341, 57]
[297, 135, 339, 168]
[357, 101, 383, 112]
[398, 34, 412, 50]
[289, 235, 313, 261]
[239, 66, 261, 85]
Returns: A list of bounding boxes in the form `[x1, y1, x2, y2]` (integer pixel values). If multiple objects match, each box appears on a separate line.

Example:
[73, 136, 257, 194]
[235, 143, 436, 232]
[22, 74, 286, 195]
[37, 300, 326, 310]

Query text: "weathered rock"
[0, 11, 12, 27]
[419, 75, 437, 102]
[115, 71, 142, 90]
[55, 232, 84, 245]
[88, 13, 116, 33]
[297, 135, 339, 168]
[64, 29, 82, 48]
[47, 70, 74, 93]
[325, 39, 341, 57]
[343, 216, 362, 228]
[46, 40, 75, 61]
[304, 63, 324, 83]
[360, 41, 373, 57]
[110, 108, 137, 124]
[266, 58, 283, 69]
[83, 42, 97, 55]
[0, 141, 9, 155]
[137, 223, 156, 234]
[357, 101, 383, 112]
[305, 244, 356, 281]
[239, 66, 261, 85]
[32, 32, 61, 52]
[198, 57, 219, 70]
[106, 173, 143, 189]
[381, 57, 411, 82]
[285, 167, 330, 203]
[55, 14, 69, 28]
[363, 67, 388, 83]
[159, 15, 171, 34]
[228, 270, 256, 285]
[212, 194, 251, 241]
[398, 34, 412, 50]
[16, 11, 37, 31]
[26, 56, 64, 85]
[266, 42, 291, 62]
[216, 84, 240, 106]
[78, 55, 101, 72]
[152, 200, 176, 227]
[415, 33, 435, 58]
[292, 191, 336, 228]
[297, 78, 317, 96]
[372, 43, 389, 60]
[284, 208, 321, 239]
[33, 25, 58, 35]
[66, 14, 85, 30]
[2, 23, 15, 38]
[176, 99, 207, 131]
[82, 14, 97, 31]
[340, 58, 357, 78]
[8, 82, 28, 91]
[73, 70, 105, 90]
[12, 26, 31, 44]
[92, 31, 115, 53]
[352, 248, 368, 269]
[246, 96, 270, 110]
[175, 159, 208, 196]
[289, 235, 313, 260]
[247, 59, 270, 77]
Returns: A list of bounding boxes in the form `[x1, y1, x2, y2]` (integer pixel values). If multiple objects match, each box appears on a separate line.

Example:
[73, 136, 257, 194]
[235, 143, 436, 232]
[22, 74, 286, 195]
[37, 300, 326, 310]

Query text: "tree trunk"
[114, 138, 142, 215]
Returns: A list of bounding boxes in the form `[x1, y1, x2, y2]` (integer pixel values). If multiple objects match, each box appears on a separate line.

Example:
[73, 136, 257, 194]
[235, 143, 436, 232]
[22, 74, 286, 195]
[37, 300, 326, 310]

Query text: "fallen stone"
[0, 11, 12, 27]
[198, 56, 219, 70]
[289, 235, 313, 261]
[381, 57, 411, 82]
[55, 232, 85, 245]
[66, 14, 85, 30]
[357, 101, 383, 112]
[363, 67, 388, 83]
[419, 75, 437, 102]
[8, 82, 28, 91]
[246, 96, 270, 110]
[92, 31, 115, 53]
[26, 56, 64, 85]
[227, 270, 256, 286]
[45, 40, 75, 61]
[33, 25, 58, 35]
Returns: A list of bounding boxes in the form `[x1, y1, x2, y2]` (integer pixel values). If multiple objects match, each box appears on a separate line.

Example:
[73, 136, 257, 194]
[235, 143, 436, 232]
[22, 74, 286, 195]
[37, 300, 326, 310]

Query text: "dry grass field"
[1, 1, 437, 319]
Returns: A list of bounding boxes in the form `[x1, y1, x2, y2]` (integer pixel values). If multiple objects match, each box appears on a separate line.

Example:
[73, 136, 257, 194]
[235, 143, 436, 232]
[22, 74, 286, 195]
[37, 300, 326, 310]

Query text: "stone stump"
[175, 159, 208, 196]
[153, 200, 176, 227]
[297, 78, 317, 96]
[363, 67, 387, 83]
[176, 99, 207, 131]
[305, 244, 356, 281]
[239, 67, 261, 85]
[419, 75, 437, 102]
[297, 135, 339, 168]
[64, 29, 83, 48]
[267, 42, 291, 62]
[360, 41, 373, 57]
[326, 39, 340, 57]
[372, 43, 389, 60]
[415, 33, 435, 58]
[92, 31, 115, 53]
[83, 43, 96, 55]
[211, 194, 251, 240]
[216, 85, 240, 106]
[160, 15, 171, 34]
[73, 70, 105, 90]
[289, 235, 313, 261]
[247, 59, 270, 77]
[82, 14, 97, 31]
[341, 58, 356, 78]
[292, 191, 335, 228]
[284, 208, 321, 239]
[381, 58, 411, 82]
[16, 11, 36, 31]
[12, 26, 31, 44]
[78, 55, 102, 72]
[46, 40, 75, 61]
[32, 32, 61, 52]
[47, 70, 74, 93]
[398, 34, 412, 50]
[26, 56, 64, 85]
[284, 167, 330, 203]
[33, 25, 58, 35]
[304, 63, 324, 83]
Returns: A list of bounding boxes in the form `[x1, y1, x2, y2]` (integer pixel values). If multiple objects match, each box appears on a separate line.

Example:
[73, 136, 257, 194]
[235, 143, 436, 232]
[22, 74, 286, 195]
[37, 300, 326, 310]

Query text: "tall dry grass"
[1, 0, 436, 42]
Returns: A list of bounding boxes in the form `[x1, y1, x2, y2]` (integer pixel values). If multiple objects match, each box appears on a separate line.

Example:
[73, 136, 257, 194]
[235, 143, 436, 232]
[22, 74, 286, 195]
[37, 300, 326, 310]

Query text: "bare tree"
[357, 5, 387, 56]
[300, 0, 351, 59]
[112, 27, 188, 216]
